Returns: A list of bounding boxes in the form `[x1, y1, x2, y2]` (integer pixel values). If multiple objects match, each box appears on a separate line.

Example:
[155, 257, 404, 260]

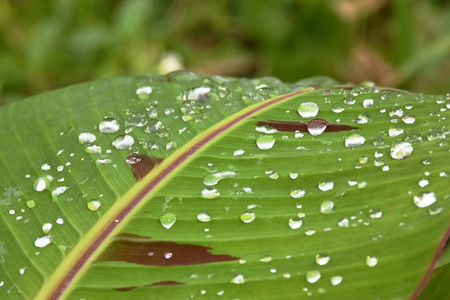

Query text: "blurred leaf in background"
[1, 0, 449, 106]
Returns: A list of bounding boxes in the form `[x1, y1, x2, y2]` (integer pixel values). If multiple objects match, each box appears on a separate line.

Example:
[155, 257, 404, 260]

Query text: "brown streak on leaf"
[129, 154, 164, 181]
[115, 281, 185, 292]
[97, 233, 239, 267]
[257, 120, 359, 133]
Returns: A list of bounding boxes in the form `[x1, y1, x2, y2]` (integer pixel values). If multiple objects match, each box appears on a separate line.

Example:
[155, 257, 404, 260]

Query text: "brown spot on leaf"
[257, 119, 358, 133]
[115, 281, 185, 292]
[127, 154, 163, 181]
[97, 233, 239, 267]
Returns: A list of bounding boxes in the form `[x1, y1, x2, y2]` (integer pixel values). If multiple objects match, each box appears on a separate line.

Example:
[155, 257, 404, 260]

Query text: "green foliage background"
[1, 0, 450, 106]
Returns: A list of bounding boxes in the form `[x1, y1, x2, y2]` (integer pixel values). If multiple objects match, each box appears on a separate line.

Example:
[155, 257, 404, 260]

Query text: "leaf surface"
[0, 73, 448, 299]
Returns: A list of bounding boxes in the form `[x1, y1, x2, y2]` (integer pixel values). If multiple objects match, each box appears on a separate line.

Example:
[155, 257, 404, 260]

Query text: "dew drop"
[428, 206, 443, 216]
[319, 200, 334, 214]
[426, 128, 446, 141]
[78, 132, 96, 144]
[33, 177, 47, 192]
[256, 135, 275, 150]
[338, 218, 349, 228]
[197, 212, 212, 222]
[345, 133, 366, 147]
[418, 178, 429, 187]
[160, 213, 177, 229]
[87, 200, 101, 211]
[34, 235, 51, 248]
[260, 256, 273, 263]
[230, 274, 245, 284]
[357, 113, 372, 124]
[99, 118, 120, 133]
[363, 99, 374, 107]
[388, 125, 404, 137]
[203, 171, 236, 186]
[201, 188, 220, 199]
[306, 270, 321, 283]
[42, 223, 52, 233]
[26, 200, 35, 208]
[368, 208, 382, 219]
[390, 142, 413, 160]
[298, 102, 319, 118]
[315, 253, 330, 265]
[331, 275, 343, 286]
[126, 153, 141, 165]
[413, 192, 436, 208]
[288, 217, 303, 229]
[402, 113, 415, 124]
[240, 211, 256, 223]
[136, 86, 152, 100]
[366, 256, 378, 267]
[112, 135, 135, 149]
[306, 119, 328, 136]
[233, 149, 245, 156]
[318, 178, 334, 191]
[290, 187, 306, 198]
[331, 103, 344, 113]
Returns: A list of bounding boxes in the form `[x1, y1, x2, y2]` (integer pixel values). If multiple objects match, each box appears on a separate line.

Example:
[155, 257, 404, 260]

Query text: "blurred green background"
[1, 0, 450, 106]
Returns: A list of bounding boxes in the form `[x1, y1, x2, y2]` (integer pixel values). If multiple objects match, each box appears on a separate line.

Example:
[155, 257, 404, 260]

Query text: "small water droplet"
[368, 209, 382, 219]
[363, 99, 374, 107]
[99, 118, 120, 133]
[201, 188, 220, 199]
[256, 135, 275, 150]
[197, 212, 212, 222]
[305, 228, 316, 236]
[366, 256, 378, 267]
[357, 113, 372, 124]
[402, 113, 415, 124]
[289, 172, 298, 179]
[78, 132, 96, 144]
[26, 200, 35, 208]
[87, 200, 101, 211]
[390, 142, 413, 160]
[338, 218, 349, 228]
[260, 256, 273, 263]
[318, 178, 334, 191]
[33, 177, 48, 192]
[319, 200, 334, 214]
[413, 192, 436, 208]
[418, 178, 429, 187]
[112, 135, 135, 149]
[240, 211, 256, 223]
[298, 102, 319, 118]
[426, 128, 446, 141]
[164, 251, 172, 259]
[306, 270, 321, 283]
[126, 153, 141, 165]
[136, 86, 152, 100]
[41, 163, 50, 171]
[233, 149, 245, 156]
[315, 253, 330, 265]
[290, 187, 306, 198]
[428, 206, 443, 216]
[203, 171, 236, 186]
[230, 274, 245, 284]
[331, 103, 345, 113]
[42, 223, 52, 233]
[288, 217, 303, 229]
[345, 133, 366, 147]
[388, 125, 404, 137]
[160, 213, 177, 229]
[34, 235, 51, 248]
[331, 275, 343, 286]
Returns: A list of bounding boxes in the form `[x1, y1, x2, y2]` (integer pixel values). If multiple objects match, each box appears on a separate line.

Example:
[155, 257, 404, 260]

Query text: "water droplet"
[26, 200, 35, 208]
[345, 133, 366, 147]
[99, 118, 120, 133]
[357, 113, 372, 124]
[136, 86, 152, 100]
[233, 149, 245, 156]
[290, 187, 306, 198]
[260, 256, 273, 263]
[96, 158, 112, 165]
[230, 274, 245, 284]
[428, 206, 443, 216]
[413, 192, 436, 208]
[388, 125, 404, 137]
[288, 217, 303, 229]
[338, 218, 349, 228]
[56, 218, 64, 225]
[306, 270, 321, 283]
[289, 172, 298, 179]
[197, 212, 212, 222]
[255, 125, 278, 134]
[405, 130, 423, 143]
[112, 135, 135, 149]
[41, 163, 50, 171]
[363, 99, 374, 107]
[319, 200, 334, 214]
[368, 209, 382, 219]
[366, 256, 378, 267]
[201, 188, 220, 199]
[390, 142, 413, 160]
[256, 135, 275, 150]
[331, 275, 343, 286]
[402, 113, 415, 124]
[160, 213, 177, 229]
[306, 119, 328, 136]
[42, 223, 52, 233]
[87, 200, 101, 211]
[126, 153, 141, 165]
[426, 128, 446, 141]
[164, 251, 172, 259]
[78, 132, 96, 144]
[331, 103, 345, 113]
[315, 253, 330, 265]
[305, 228, 316, 235]
[240, 211, 256, 223]
[33, 177, 47, 192]
[34, 235, 51, 248]
[203, 171, 236, 186]
[298, 102, 319, 118]
[418, 178, 429, 187]
[318, 178, 334, 191]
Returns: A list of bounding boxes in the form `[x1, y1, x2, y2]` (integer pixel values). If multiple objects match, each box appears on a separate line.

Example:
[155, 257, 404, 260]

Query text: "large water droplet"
[78, 132, 96, 144]
[319, 200, 334, 214]
[112, 135, 135, 149]
[318, 178, 334, 191]
[160, 213, 177, 229]
[306, 119, 328, 136]
[306, 270, 321, 283]
[203, 171, 236, 186]
[288, 217, 302, 229]
[256, 135, 275, 150]
[345, 133, 366, 147]
[240, 211, 256, 223]
[366, 256, 378, 267]
[230, 274, 245, 284]
[290, 187, 306, 198]
[413, 192, 436, 208]
[298, 102, 319, 118]
[390, 142, 413, 160]
[197, 212, 212, 222]
[315, 253, 330, 265]
[34, 235, 51, 248]
[99, 118, 120, 133]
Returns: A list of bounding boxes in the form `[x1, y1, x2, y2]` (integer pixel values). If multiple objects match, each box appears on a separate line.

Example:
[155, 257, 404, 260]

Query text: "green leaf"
[0, 72, 448, 299]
